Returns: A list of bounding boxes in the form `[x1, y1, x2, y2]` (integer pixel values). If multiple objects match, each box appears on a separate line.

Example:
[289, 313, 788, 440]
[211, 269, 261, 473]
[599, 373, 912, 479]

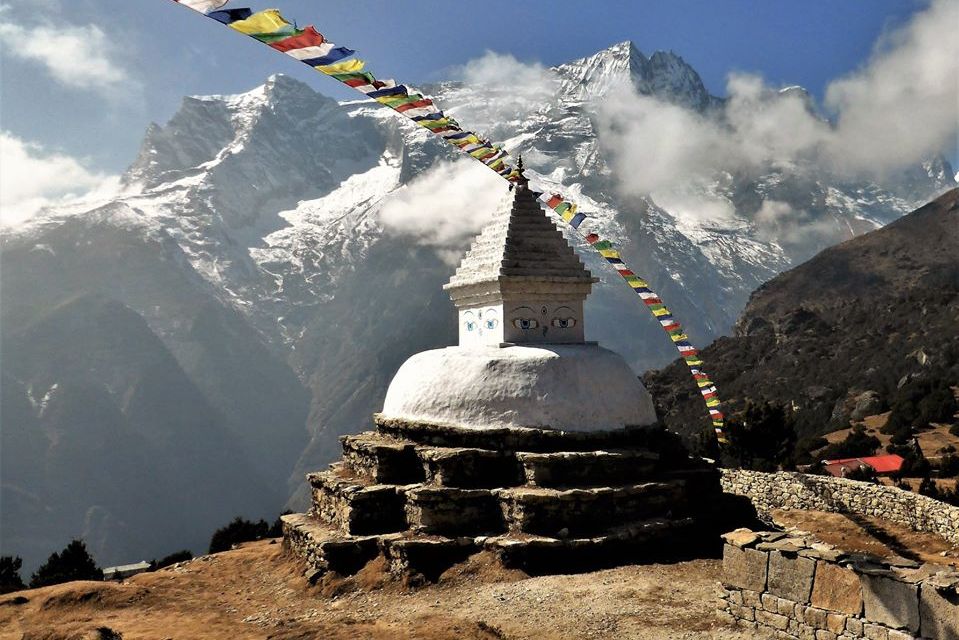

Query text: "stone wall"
[720, 469, 959, 546]
[719, 529, 959, 640]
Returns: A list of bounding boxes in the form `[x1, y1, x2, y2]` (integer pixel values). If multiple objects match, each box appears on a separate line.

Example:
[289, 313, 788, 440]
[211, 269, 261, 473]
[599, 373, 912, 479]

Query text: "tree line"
[0, 511, 290, 595]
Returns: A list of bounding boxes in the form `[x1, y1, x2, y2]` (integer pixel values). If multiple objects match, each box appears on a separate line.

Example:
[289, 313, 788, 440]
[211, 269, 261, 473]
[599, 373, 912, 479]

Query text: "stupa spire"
[444, 176, 597, 347]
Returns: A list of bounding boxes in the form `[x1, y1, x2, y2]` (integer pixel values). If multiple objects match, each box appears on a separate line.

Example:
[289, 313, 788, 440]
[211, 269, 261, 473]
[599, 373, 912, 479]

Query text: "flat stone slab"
[516, 449, 658, 488]
[723, 544, 768, 593]
[767, 550, 815, 603]
[374, 413, 673, 453]
[417, 446, 522, 488]
[919, 579, 959, 640]
[811, 560, 863, 616]
[405, 486, 504, 536]
[497, 482, 682, 537]
[340, 433, 424, 484]
[861, 571, 920, 634]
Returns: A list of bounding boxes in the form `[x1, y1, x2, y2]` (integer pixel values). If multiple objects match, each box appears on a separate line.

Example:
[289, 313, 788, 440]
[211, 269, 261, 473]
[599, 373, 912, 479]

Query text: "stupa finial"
[515, 156, 529, 190]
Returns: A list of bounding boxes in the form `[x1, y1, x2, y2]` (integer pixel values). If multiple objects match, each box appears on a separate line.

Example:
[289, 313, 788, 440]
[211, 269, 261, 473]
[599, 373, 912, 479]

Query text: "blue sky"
[0, 0, 953, 222]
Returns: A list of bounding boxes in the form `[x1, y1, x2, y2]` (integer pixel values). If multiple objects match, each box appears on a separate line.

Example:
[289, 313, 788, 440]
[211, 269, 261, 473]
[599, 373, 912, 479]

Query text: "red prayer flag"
[269, 26, 325, 52]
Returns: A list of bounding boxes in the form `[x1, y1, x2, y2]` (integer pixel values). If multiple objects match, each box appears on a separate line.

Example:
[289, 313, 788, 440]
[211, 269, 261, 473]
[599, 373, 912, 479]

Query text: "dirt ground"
[771, 509, 959, 566]
[0, 540, 757, 640]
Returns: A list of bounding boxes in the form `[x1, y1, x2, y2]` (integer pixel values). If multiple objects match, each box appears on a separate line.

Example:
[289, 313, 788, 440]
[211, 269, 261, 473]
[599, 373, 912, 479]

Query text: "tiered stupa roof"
[445, 173, 596, 305]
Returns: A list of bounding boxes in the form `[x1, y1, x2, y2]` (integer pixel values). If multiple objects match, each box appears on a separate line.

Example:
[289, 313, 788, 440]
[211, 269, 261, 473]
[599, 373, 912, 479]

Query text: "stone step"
[340, 433, 425, 484]
[417, 446, 523, 488]
[381, 536, 478, 585]
[497, 481, 685, 537]
[374, 413, 677, 453]
[283, 512, 702, 582]
[405, 486, 506, 536]
[281, 513, 392, 578]
[516, 450, 659, 487]
[481, 517, 697, 573]
[308, 468, 408, 536]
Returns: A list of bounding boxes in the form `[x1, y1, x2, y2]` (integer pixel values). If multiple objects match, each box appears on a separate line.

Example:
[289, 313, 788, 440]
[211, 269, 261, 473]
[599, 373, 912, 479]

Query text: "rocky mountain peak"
[554, 40, 717, 111]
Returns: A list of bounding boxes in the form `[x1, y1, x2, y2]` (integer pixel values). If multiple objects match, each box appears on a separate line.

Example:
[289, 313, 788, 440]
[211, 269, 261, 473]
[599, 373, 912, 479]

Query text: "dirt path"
[0, 541, 757, 640]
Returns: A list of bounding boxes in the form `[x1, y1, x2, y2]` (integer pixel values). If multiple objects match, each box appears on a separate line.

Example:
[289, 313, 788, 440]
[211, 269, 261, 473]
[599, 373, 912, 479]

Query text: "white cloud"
[0, 14, 134, 97]
[378, 159, 508, 263]
[595, 0, 958, 197]
[447, 51, 558, 138]
[0, 131, 119, 226]
[823, 0, 959, 174]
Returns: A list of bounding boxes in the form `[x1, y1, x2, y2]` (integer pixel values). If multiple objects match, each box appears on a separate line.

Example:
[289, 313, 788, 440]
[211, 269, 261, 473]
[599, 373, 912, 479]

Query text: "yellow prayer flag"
[229, 9, 291, 35]
[317, 59, 366, 75]
[598, 249, 620, 259]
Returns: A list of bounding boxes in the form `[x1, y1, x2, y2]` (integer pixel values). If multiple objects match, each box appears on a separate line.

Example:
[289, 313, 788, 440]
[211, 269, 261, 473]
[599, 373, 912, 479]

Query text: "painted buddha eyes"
[464, 309, 498, 333]
[551, 317, 576, 329]
[513, 318, 540, 330]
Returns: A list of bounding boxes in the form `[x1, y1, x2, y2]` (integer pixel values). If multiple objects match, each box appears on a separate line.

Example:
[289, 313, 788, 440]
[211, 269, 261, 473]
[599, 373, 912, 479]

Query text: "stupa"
[282, 170, 719, 581]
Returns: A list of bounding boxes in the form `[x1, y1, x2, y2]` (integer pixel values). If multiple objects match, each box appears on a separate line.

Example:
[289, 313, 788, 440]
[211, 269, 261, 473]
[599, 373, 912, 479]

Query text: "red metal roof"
[823, 454, 905, 474]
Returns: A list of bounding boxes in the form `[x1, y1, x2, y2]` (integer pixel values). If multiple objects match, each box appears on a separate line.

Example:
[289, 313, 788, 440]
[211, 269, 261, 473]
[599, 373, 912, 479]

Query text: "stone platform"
[283, 414, 721, 583]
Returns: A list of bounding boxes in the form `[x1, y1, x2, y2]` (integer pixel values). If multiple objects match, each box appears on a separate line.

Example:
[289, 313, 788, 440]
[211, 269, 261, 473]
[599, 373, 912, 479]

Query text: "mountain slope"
[644, 188, 959, 439]
[0, 292, 280, 571]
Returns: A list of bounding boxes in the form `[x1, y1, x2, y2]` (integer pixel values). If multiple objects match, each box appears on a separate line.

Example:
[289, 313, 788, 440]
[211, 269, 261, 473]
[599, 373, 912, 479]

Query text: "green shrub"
[0, 556, 26, 594]
[30, 540, 103, 588]
[722, 401, 797, 471]
[209, 517, 270, 554]
[150, 550, 193, 571]
[818, 426, 880, 460]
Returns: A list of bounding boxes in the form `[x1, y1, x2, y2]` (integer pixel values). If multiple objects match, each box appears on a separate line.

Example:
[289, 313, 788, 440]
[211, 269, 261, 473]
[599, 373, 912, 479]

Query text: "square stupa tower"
[444, 174, 598, 347]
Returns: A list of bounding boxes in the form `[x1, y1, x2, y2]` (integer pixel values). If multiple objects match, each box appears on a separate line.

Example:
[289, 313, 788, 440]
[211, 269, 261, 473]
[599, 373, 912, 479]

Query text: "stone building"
[282, 172, 719, 581]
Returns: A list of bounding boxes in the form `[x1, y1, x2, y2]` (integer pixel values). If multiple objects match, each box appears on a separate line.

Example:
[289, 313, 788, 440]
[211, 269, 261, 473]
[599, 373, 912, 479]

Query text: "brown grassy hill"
[0, 541, 754, 640]
[645, 188, 959, 442]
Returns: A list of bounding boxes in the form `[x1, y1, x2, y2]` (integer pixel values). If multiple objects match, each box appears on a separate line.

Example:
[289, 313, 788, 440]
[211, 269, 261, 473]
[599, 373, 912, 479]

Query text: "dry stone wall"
[719, 529, 959, 640]
[720, 469, 959, 545]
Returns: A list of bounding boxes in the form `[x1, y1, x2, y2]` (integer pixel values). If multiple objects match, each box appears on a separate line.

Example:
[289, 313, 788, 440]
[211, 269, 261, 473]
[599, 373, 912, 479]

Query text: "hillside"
[0, 541, 753, 640]
[645, 188, 959, 441]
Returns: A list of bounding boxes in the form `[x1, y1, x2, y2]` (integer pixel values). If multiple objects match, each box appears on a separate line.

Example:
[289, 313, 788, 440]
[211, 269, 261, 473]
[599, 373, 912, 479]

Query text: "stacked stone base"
[283, 414, 720, 583]
[719, 529, 959, 640]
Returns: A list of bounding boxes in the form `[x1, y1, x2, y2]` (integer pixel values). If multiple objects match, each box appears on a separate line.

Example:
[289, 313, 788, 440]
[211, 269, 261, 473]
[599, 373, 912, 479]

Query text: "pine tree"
[29, 539, 103, 588]
[0, 556, 26, 594]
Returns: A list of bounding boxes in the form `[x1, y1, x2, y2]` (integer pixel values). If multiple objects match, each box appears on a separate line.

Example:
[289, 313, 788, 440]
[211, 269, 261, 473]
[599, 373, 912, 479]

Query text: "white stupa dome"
[381, 171, 657, 433]
[381, 344, 656, 432]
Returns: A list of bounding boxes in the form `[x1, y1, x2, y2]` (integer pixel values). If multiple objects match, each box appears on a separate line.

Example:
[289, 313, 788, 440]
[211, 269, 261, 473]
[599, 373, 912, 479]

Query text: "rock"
[723, 544, 768, 592]
[722, 528, 760, 548]
[811, 561, 863, 616]
[919, 579, 959, 640]
[861, 572, 920, 634]
[850, 391, 883, 422]
[768, 551, 815, 604]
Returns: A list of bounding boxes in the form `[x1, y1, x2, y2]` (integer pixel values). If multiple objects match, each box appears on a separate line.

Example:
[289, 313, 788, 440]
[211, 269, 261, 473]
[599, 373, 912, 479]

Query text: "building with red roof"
[823, 454, 905, 478]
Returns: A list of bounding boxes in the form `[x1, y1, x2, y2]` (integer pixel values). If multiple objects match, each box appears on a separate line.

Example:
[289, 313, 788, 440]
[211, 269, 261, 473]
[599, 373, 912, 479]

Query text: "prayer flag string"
[169, 1, 727, 443]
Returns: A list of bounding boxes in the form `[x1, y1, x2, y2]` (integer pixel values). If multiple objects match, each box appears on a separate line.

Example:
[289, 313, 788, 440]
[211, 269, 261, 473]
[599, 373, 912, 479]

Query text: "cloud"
[0, 13, 135, 97]
[823, 0, 959, 174]
[378, 159, 508, 263]
[0, 131, 119, 226]
[447, 51, 558, 139]
[595, 0, 958, 197]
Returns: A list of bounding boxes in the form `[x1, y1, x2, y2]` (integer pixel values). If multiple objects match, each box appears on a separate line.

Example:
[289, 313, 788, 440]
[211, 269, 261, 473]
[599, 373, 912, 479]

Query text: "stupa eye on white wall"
[381, 170, 657, 432]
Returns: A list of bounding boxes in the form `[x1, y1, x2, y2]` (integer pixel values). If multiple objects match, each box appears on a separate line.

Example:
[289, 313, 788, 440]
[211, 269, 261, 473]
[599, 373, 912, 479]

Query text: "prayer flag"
[208, 8, 253, 23]
[268, 26, 324, 51]
[228, 9, 292, 35]
[176, 0, 228, 12]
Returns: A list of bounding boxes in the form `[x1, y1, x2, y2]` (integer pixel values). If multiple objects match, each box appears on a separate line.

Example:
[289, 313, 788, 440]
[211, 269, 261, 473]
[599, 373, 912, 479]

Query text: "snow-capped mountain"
[1, 41, 953, 569]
